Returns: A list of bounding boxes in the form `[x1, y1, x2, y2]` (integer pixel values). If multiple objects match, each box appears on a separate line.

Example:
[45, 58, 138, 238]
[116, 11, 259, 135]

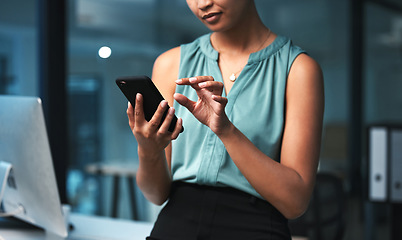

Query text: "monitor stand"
[0, 161, 12, 206]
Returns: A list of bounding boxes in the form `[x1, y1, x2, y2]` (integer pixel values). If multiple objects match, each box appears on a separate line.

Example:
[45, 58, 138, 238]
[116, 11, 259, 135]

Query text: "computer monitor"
[0, 95, 68, 237]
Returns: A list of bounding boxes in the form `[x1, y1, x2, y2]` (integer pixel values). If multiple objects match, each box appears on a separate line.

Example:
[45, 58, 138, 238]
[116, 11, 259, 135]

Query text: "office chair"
[289, 172, 346, 240]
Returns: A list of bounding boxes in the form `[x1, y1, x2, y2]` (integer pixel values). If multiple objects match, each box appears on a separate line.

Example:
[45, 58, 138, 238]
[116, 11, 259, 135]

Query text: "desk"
[0, 214, 310, 240]
[0, 213, 153, 240]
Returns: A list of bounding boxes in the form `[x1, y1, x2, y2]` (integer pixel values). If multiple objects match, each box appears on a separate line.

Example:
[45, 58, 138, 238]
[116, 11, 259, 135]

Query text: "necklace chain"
[215, 29, 271, 82]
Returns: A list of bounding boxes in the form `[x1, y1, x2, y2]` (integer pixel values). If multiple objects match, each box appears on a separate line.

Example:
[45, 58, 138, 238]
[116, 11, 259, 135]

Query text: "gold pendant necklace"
[229, 69, 242, 82]
[214, 29, 271, 82]
[229, 73, 237, 82]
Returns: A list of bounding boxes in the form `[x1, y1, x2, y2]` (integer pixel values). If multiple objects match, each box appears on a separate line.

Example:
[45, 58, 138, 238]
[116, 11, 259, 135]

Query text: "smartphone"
[116, 75, 183, 133]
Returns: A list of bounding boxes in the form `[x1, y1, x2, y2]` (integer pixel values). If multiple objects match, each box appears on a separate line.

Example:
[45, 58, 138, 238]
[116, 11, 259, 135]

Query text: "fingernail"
[198, 82, 206, 87]
[175, 79, 183, 84]
[161, 100, 168, 108]
[128, 101, 131, 107]
[189, 77, 197, 83]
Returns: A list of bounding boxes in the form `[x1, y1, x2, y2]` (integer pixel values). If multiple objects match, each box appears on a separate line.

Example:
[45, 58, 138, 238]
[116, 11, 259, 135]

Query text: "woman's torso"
[171, 33, 305, 199]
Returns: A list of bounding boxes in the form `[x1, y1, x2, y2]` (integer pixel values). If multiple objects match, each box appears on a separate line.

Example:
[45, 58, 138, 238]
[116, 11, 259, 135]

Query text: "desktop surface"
[0, 213, 154, 240]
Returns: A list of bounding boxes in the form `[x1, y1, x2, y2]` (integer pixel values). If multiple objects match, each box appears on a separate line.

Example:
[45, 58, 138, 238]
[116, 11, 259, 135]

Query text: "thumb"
[174, 93, 195, 112]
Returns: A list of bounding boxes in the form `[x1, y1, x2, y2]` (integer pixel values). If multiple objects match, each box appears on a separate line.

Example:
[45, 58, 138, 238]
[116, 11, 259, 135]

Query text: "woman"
[127, 0, 324, 239]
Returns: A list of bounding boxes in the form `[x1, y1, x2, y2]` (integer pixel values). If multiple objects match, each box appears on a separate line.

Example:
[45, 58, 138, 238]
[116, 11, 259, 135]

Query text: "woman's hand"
[174, 76, 231, 135]
[127, 93, 182, 156]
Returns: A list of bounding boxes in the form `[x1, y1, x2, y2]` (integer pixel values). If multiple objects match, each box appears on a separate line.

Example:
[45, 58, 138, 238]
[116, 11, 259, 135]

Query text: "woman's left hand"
[174, 76, 231, 135]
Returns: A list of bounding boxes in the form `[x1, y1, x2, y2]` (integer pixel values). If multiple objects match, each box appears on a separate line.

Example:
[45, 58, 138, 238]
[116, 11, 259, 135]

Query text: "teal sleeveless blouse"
[172, 33, 305, 199]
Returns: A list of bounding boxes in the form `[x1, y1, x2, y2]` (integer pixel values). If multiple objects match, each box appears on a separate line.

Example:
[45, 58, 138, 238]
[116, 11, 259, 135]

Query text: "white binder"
[390, 130, 402, 203]
[369, 127, 388, 202]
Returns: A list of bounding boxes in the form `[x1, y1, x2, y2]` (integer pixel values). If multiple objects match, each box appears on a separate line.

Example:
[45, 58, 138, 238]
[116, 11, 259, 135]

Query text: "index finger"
[126, 101, 136, 129]
[134, 93, 146, 126]
[175, 76, 214, 85]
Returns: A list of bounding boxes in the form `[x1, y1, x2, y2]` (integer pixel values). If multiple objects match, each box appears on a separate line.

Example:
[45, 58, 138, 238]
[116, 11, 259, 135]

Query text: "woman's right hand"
[127, 93, 182, 157]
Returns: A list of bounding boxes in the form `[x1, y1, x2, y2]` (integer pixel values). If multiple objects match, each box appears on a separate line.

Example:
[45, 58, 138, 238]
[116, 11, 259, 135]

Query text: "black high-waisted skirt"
[146, 181, 291, 240]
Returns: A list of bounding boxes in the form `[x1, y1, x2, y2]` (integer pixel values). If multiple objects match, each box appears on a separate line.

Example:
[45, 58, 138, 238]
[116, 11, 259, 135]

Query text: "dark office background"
[1, 0, 402, 239]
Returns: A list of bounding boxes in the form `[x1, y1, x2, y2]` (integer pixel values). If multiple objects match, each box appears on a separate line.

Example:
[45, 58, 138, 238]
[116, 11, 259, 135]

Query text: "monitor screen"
[0, 95, 68, 237]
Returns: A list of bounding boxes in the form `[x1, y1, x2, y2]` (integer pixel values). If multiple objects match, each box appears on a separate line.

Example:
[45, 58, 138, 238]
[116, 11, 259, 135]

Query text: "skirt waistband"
[171, 181, 282, 216]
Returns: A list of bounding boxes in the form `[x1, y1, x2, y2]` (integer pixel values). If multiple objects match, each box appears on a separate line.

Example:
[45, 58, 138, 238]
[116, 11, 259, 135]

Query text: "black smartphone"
[116, 75, 183, 133]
